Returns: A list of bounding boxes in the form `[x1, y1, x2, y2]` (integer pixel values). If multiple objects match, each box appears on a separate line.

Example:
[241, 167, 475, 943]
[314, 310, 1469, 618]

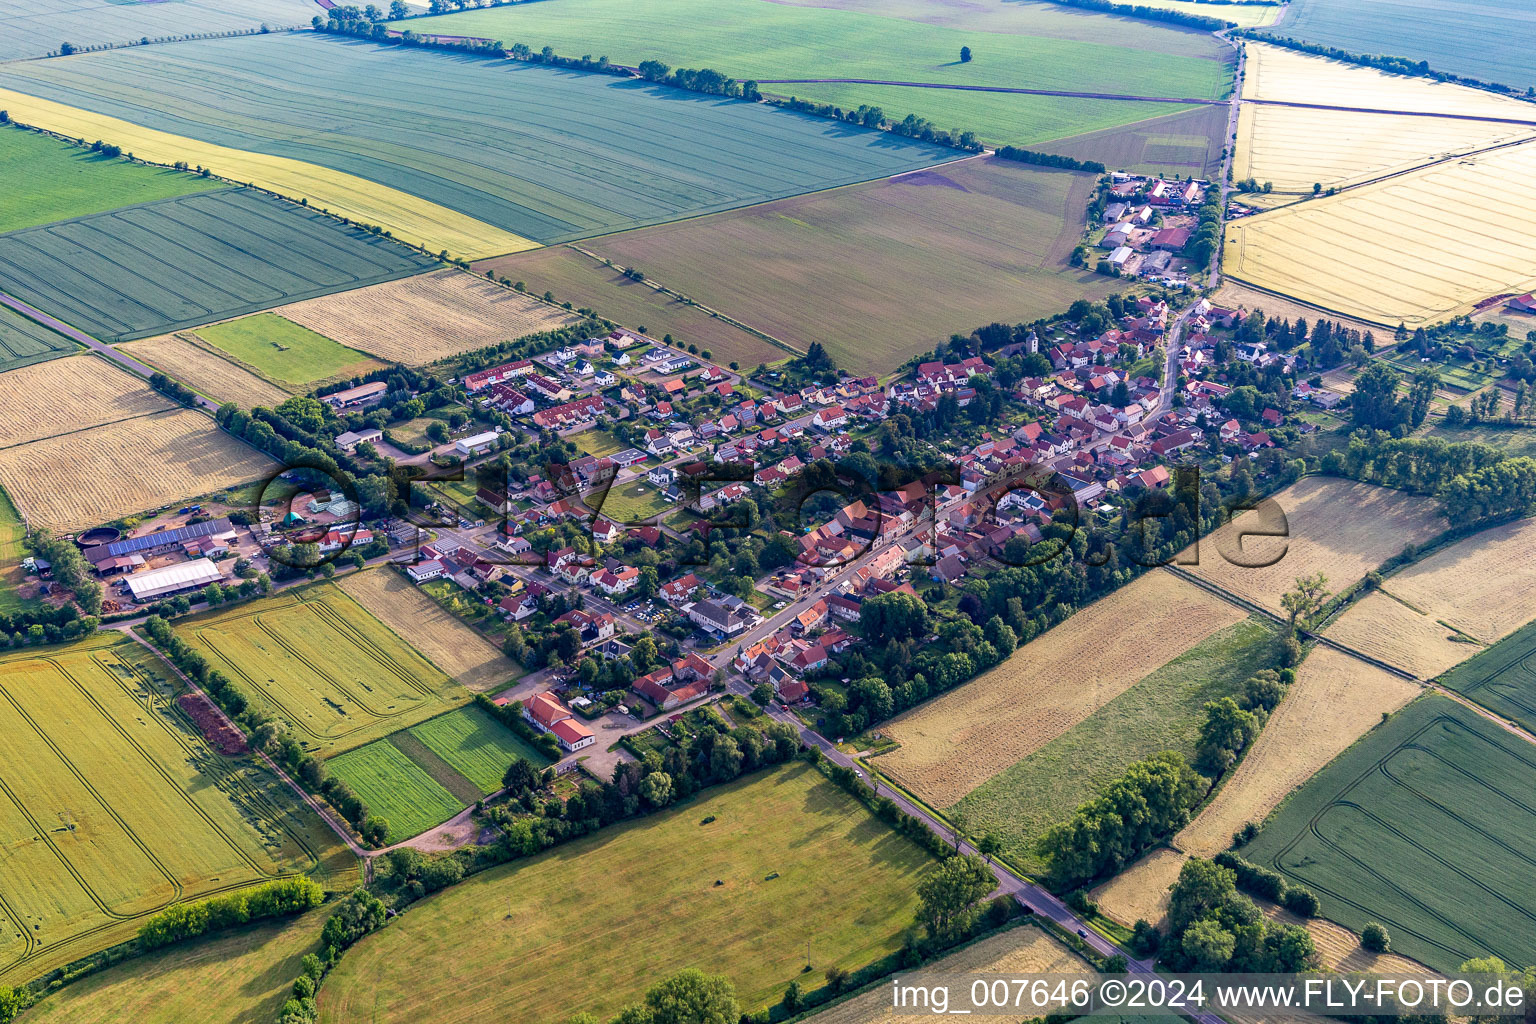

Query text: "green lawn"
[408, 705, 552, 794]
[572, 428, 629, 458]
[327, 740, 465, 843]
[0, 124, 218, 234]
[317, 763, 935, 1023]
[395, 0, 1232, 147]
[598, 479, 678, 523]
[194, 313, 382, 388]
[1243, 696, 1536, 972]
[951, 617, 1281, 874]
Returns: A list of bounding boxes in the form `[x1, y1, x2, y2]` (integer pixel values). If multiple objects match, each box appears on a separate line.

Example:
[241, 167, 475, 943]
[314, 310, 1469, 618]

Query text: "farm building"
[91, 517, 238, 563]
[125, 559, 225, 601]
[335, 428, 383, 450]
[322, 381, 387, 409]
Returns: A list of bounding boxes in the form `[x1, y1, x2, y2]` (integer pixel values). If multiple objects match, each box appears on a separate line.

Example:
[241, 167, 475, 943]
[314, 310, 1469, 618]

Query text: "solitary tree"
[916, 854, 994, 943]
[1280, 572, 1331, 634]
[960, 45, 972, 62]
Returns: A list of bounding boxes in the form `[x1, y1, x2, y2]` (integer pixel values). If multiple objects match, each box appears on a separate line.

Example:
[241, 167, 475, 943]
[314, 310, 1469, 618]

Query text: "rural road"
[754, 78, 1223, 106]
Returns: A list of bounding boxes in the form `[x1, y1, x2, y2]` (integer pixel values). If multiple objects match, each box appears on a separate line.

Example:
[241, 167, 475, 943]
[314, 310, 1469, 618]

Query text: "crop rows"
[0, 0, 317, 62]
[0, 304, 76, 374]
[0, 188, 436, 342]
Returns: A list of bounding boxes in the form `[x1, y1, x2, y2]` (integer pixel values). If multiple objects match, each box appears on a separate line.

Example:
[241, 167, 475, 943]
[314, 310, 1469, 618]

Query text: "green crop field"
[1243, 696, 1536, 972]
[1262, 0, 1536, 92]
[0, 125, 218, 235]
[193, 314, 383, 390]
[0, 33, 956, 247]
[395, 0, 1231, 148]
[0, 633, 353, 988]
[0, 0, 318, 62]
[0, 303, 77, 374]
[175, 583, 469, 758]
[1034, 103, 1228, 179]
[317, 763, 935, 1023]
[476, 246, 790, 369]
[562, 156, 1117, 376]
[408, 705, 551, 794]
[1439, 617, 1536, 733]
[0, 189, 437, 343]
[951, 617, 1279, 873]
[21, 908, 326, 1024]
[327, 740, 466, 844]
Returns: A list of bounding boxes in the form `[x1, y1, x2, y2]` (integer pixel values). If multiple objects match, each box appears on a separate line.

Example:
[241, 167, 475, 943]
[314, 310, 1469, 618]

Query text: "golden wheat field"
[1262, 902, 1430, 974]
[275, 270, 578, 366]
[1324, 591, 1479, 679]
[0, 355, 170, 449]
[879, 572, 1245, 807]
[1183, 477, 1444, 614]
[1175, 646, 1421, 856]
[1235, 103, 1536, 193]
[1091, 847, 1185, 929]
[1374, 517, 1536, 643]
[0, 410, 277, 532]
[805, 926, 1090, 1024]
[0, 88, 532, 260]
[121, 334, 291, 409]
[337, 568, 519, 693]
[1225, 140, 1536, 326]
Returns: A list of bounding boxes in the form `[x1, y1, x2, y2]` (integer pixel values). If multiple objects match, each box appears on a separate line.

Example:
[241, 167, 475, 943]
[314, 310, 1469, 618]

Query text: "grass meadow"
[193, 314, 382, 390]
[175, 584, 467, 758]
[0, 124, 216, 234]
[0, 634, 352, 987]
[951, 617, 1280, 873]
[1243, 696, 1536, 972]
[317, 763, 935, 1023]
[408, 705, 551, 793]
[598, 479, 679, 524]
[580, 157, 1116, 376]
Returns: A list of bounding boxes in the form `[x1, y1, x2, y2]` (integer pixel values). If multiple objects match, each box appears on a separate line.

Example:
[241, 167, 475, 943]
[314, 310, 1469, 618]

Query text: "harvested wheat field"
[1176, 646, 1420, 856]
[1261, 901, 1430, 975]
[806, 926, 1089, 1024]
[121, 333, 290, 409]
[880, 571, 1244, 807]
[337, 568, 519, 693]
[1324, 591, 1479, 679]
[1236, 103, 1536, 194]
[1183, 477, 1444, 615]
[1091, 847, 1185, 929]
[0, 355, 170, 449]
[1375, 517, 1536, 643]
[1225, 140, 1536, 326]
[276, 270, 578, 366]
[0, 410, 277, 531]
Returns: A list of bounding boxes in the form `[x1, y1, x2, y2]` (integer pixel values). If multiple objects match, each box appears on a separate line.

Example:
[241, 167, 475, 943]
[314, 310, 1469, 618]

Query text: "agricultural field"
[274, 270, 578, 367]
[175, 584, 468, 758]
[1234, 43, 1536, 193]
[0, 304, 76, 374]
[0, 188, 439, 343]
[1243, 695, 1536, 972]
[119, 333, 290, 409]
[0, 0, 318, 62]
[0, 409, 277, 533]
[1225, 140, 1536, 327]
[326, 740, 466, 845]
[574, 157, 1117, 376]
[1182, 477, 1445, 615]
[1261, 0, 1536, 92]
[408, 705, 551, 794]
[0, 633, 353, 987]
[1091, 847, 1186, 929]
[1440, 617, 1536, 735]
[475, 247, 790, 369]
[190, 314, 383, 391]
[0, 355, 172, 450]
[951, 615, 1279, 873]
[1176, 647, 1421, 856]
[0, 125, 219, 234]
[317, 764, 936, 1023]
[806, 925, 1090, 1024]
[0, 33, 958, 252]
[1371, 516, 1536, 645]
[879, 570, 1246, 808]
[1323, 591, 1477, 681]
[395, 0, 1232, 148]
[21, 909, 326, 1024]
[336, 568, 521, 693]
[1034, 103, 1228, 179]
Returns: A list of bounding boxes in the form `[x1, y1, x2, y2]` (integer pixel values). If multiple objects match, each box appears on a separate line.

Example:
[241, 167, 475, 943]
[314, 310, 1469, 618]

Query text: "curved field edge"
[0, 86, 532, 261]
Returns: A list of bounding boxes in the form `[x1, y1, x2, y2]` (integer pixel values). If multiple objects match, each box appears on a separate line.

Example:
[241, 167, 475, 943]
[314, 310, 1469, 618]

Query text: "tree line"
[995, 146, 1106, 173]
[1324, 432, 1536, 525]
[138, 877, 323, 950]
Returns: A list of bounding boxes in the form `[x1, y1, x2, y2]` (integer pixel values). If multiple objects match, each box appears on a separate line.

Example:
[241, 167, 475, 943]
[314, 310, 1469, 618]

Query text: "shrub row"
[138, 877, 323, 950]
[1213, 851, 1320, 917]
